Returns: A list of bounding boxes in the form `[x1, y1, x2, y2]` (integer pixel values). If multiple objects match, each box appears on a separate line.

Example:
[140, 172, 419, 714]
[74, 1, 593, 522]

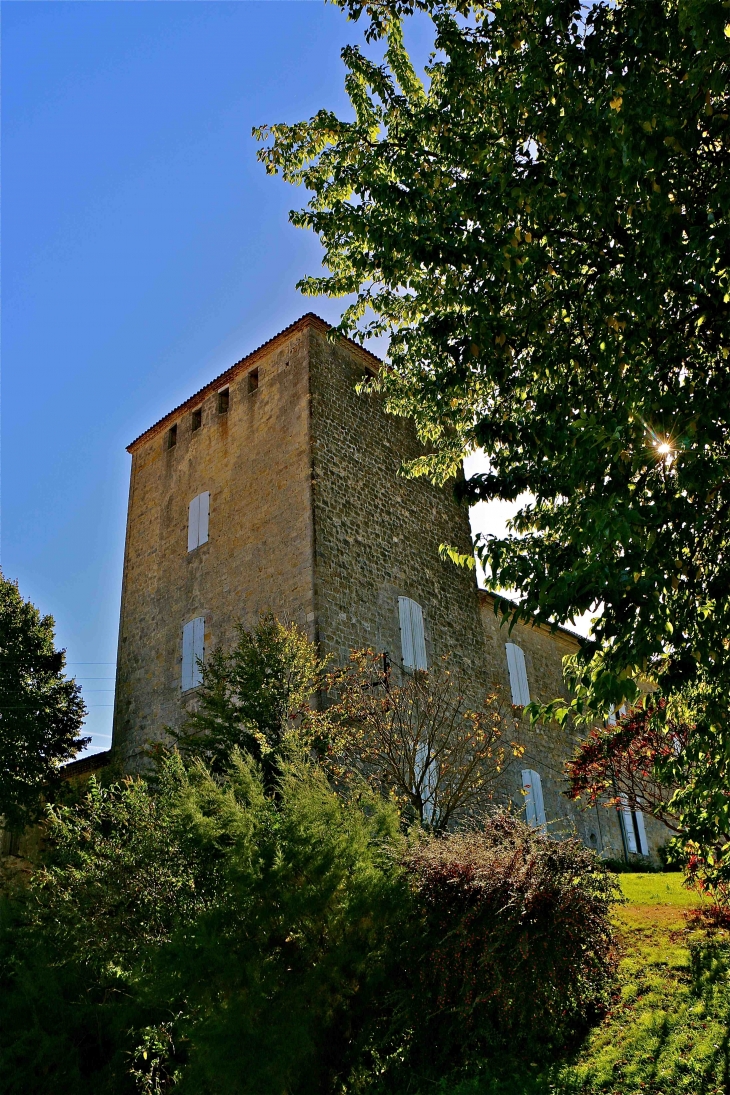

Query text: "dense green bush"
[396, 814, 619, 1076]
[0, 752, 408, 1094]
[0, 757, 619, 1093]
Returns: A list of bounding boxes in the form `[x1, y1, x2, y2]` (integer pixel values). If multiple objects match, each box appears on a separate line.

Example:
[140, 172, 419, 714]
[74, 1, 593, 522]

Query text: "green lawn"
[438, 875, 730, 1095]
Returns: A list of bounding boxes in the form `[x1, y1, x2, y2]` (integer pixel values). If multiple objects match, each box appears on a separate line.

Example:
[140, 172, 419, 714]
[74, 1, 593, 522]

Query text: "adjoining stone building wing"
[478, 590, 668, 862]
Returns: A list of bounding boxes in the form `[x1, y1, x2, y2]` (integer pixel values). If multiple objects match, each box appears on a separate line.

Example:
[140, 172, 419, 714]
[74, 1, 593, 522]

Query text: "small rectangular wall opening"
[248, 368, 259, 394]
[166, 424, 177, 449]
[217, 388, 229, 414]
[191, 408, 202, 432]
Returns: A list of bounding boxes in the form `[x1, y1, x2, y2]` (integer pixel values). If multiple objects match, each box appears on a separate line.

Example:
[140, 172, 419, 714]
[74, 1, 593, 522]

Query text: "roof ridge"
[477, 588, 587, 644]
[127, 313, 382, 452]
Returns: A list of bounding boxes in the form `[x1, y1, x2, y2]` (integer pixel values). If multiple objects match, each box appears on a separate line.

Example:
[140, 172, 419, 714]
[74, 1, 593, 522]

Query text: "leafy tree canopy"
[0, 571, 87, 829]
[170, 614, 324, 784]
[256, 0, 730, 725]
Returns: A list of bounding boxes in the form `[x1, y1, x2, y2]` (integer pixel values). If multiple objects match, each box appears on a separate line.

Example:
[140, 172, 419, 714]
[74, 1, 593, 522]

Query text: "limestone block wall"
[113, 323, 317, 766]
[308, 326, 490, 698]
[479, 592, 669, 862]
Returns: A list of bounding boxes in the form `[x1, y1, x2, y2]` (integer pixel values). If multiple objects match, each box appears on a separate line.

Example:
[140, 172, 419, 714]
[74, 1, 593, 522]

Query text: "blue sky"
[3, 1, 519, 755]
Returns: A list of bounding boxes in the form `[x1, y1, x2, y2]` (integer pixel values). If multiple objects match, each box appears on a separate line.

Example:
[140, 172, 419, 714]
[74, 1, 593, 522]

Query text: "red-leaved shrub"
[396, 812, 619, 1071]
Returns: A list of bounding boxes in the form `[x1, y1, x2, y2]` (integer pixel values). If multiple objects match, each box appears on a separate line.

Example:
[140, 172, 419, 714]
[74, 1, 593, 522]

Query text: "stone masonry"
[112, 313, 666, 862]
[113, 315, 487, 765]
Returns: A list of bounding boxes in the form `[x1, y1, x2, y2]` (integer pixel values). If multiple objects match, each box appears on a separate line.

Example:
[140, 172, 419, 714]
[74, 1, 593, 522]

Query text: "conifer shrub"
[396, 813, 619, 1074]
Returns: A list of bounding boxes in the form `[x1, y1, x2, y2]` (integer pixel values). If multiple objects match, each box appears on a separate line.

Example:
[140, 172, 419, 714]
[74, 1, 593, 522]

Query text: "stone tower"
[111, 314, 489, 766]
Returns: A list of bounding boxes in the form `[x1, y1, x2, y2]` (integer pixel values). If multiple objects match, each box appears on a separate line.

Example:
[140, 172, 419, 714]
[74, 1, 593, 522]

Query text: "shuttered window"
[182, 617, 205, 691]
[505, 643, 530, 706]
[415, 740, 437, 823]
[619, 794, 649, 856]
[607, 703, 627, 727]
[398, 597, 427, 671]
[521, 769, 547, 830]
[187, 492, 210, 552]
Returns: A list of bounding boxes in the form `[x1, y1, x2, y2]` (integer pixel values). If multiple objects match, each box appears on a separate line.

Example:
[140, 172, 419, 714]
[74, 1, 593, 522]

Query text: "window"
[522, 769, 547, 830]
[248, 368, 259, 393]
[187, 492, 210, 552]
[218, 388, 229, 414]
[191, 408, 202, 432]
[166, 424, 177, 450]
[607, 703, 627, 726]
[398, 596, 427, 671]
[505, 643, 530, 706]
[619, 794, 649, 856]
[182, 617, 205, 691]
[414, 740, 437, 823]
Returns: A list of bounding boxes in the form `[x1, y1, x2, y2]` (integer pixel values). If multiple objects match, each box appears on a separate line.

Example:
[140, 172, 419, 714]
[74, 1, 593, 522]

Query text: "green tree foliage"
[0, 751, 618, 1094]
[256, 0, 730, 710]
[255, 0, 730, 884]
[0, 570, 87, 829]
[170, 614, 324, 784]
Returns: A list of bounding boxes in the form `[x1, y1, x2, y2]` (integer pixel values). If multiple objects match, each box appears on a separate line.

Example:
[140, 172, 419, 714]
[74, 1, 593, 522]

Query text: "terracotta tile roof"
[127, 312, 382, 452]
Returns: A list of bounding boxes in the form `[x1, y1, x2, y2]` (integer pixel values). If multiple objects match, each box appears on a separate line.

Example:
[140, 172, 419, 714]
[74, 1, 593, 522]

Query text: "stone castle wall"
[111, 313, 667, 863]
[113, 324, 317, 766]
[308, 326, 489, 694]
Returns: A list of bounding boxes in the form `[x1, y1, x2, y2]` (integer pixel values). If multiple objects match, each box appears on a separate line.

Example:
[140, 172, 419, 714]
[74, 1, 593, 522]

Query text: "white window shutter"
[415, 740, 436, 823]
[198, 491, 210, 546]
[182, 617, 205, 691]
[399, 597, 415, 670]
[522, 769, 546, 829]
[522, 769, 537, 826]
[619, 794, 638, 854]
[182, 620, 194, 691]
[634, 807, 649, 856]
[409, 600, 428, 670]
[531, 769, 546, 828]
[506, 643, 530, 705]
[399, 597, 428, 671]
[192, 616, 205, 688]
[188, 495, 200, 552]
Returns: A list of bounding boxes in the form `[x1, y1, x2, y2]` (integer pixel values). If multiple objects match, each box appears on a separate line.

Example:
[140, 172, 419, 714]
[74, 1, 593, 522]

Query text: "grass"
[436, 874, 730, 1095]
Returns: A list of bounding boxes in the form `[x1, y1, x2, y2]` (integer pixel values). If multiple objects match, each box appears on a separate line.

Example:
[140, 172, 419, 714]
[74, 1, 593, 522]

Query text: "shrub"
[0, 751, 409, 1095]
[396, 813, 620, 1075]
[1, 760, 619, 1093]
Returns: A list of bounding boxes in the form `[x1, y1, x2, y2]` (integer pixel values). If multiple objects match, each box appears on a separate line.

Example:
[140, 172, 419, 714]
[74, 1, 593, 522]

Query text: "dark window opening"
[248, 369, 259, 394]
[167, 425, 177, 449]
[191, 408, 202, 432]
[218, 388, 229, 414]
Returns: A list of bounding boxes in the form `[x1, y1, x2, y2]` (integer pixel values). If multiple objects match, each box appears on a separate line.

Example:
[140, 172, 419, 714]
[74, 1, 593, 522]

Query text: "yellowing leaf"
[609, 96, 623, 111]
